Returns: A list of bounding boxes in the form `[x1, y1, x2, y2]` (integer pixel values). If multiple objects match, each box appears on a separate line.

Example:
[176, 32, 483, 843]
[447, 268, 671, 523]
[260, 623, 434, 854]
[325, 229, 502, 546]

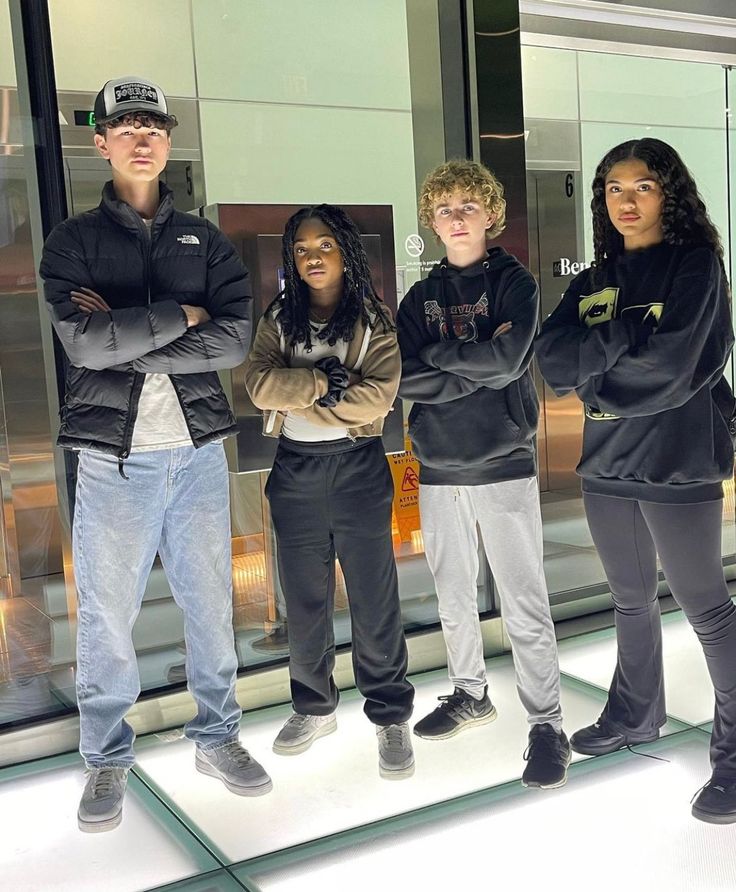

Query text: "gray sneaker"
[77, 766, 129, 833]
[195, 740, 273, 796]
[377, 722, 415, 779]
[273, 712, 337, 755]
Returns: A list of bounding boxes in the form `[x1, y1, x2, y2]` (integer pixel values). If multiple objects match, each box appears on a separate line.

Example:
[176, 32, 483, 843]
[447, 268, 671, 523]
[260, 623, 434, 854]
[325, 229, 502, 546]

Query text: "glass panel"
[580, 121, 728, 270]
[725, 65, 736, 558]
[134, 663, 636, 865]
[0, 752, 220, 891]
[47, 0, 197, 95]
[0, 0, 487, 735]
[191, 0, 412, 110]
[520, 45, 579, 121]
[0, 2, 72, 732]
[577, 52, 724, 129]
[231, 730, 726, 892]
[145, 874, 247, 892]
[524, 45, 735, 599]
[198, 100, 419, 265]
[730, 68, 736, 291]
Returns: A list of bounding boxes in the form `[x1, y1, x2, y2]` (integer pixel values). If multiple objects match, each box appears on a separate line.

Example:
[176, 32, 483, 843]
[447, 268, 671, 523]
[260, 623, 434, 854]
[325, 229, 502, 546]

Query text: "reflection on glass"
[5, 18, 736, 743]
[524, 43, 736, 595]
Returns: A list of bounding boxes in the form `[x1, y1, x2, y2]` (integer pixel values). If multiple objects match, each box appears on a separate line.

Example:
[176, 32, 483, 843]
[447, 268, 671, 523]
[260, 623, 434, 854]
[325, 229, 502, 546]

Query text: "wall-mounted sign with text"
[403, 232, 440, 277]
[552, 257, 591, 278]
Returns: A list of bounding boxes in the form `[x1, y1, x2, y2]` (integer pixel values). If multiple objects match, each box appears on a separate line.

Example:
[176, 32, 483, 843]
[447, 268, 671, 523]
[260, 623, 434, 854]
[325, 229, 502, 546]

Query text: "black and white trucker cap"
[93, 76, 178, 127]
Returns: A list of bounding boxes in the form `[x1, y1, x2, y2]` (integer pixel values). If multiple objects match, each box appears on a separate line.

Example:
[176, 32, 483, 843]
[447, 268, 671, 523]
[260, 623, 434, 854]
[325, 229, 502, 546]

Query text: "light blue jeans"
[73, 442, 242, 768]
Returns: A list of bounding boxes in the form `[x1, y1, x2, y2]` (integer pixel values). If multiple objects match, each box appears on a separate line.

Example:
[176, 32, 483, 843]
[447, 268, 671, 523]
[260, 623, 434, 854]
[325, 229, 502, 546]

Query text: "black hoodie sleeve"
[534, 271, 640, 394]
[397, 287, 483, 404]
[576, 249, 733, 417]
[417, 264, 538, 389]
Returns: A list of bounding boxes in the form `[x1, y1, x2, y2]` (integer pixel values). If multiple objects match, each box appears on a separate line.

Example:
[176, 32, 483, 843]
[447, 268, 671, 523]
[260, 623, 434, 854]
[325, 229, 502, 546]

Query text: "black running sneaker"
[570, 718, 659, 756]
[691, 775, 736, 824]
[522, 723, 571, 789]
[413, 687, 497, 740]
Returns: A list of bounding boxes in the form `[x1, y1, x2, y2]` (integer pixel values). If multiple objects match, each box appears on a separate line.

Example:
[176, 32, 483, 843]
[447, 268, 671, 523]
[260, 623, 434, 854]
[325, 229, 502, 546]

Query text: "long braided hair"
[269, 204, 394, 350]
[591, 138, 723, 283]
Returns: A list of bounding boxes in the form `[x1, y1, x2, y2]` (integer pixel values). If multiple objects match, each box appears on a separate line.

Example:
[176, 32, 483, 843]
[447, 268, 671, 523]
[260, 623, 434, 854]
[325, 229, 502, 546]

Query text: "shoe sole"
[570, 733, 659, 756]
[691, 805, 736, 825]
[195, 759, 273, 796]
[272, 716, 338, 755]
[521, 749, 572, 790]
[77, 810, 123, 833]
[413, 706, 498, 741]
[379, 759, 415, 780]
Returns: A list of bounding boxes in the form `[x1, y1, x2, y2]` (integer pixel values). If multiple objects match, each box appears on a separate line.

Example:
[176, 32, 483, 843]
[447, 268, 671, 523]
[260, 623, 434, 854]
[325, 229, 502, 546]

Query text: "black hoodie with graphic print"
[397, 247, 540, 485]
[535, 242, 735, 503]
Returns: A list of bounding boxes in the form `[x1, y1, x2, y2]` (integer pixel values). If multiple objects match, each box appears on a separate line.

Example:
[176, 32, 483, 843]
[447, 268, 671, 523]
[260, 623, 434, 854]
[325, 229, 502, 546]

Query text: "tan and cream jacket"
[243, 300, 400, 439]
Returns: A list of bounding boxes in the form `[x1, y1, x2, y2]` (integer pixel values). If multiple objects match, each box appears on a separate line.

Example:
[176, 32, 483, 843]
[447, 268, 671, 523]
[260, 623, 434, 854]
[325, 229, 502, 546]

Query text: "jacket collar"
[272, 298, 376, 365]
[100, 180, 175, 234]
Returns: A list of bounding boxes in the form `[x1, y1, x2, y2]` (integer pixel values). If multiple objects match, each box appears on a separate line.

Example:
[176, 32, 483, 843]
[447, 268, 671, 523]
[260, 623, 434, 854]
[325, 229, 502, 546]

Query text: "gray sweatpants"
[420, 476, 563, 730]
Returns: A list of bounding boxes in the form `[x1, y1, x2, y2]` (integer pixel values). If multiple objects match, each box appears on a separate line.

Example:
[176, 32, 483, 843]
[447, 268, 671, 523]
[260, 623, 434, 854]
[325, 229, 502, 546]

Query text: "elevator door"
[64, 158, 204, 216]
[528, 169, 587, 494]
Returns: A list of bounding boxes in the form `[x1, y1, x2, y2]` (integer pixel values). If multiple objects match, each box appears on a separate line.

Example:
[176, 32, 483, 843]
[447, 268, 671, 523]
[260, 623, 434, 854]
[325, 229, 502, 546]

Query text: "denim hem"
[195, 733, 240, 754]
[84, 761, 132, 770]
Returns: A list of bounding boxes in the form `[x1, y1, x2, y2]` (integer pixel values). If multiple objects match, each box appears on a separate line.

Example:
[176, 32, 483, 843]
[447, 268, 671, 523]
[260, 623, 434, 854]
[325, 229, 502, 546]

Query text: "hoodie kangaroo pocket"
[409, 389, 522, 468]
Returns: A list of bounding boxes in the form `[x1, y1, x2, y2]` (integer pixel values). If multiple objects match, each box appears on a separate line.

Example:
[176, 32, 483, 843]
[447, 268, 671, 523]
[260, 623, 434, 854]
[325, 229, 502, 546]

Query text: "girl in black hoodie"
[536, 138, 736, 824]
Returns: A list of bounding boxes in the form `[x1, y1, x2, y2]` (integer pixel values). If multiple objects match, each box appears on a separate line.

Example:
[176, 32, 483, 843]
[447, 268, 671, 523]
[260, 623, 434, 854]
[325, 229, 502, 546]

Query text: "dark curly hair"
[270, 204, 394, 350]
[94, 111, 176, 136]
[591, 138, 722, 277]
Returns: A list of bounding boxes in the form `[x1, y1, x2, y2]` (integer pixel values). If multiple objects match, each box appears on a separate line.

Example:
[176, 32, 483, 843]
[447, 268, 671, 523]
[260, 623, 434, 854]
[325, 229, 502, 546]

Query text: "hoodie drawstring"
[439, 264, 456, 340]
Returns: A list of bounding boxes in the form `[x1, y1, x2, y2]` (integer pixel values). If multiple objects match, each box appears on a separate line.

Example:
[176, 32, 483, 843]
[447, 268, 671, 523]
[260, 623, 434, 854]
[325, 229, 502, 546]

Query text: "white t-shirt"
[281, 323, 350, 442]
[130, 217, 192, 452]
[130, 374, 192, 452]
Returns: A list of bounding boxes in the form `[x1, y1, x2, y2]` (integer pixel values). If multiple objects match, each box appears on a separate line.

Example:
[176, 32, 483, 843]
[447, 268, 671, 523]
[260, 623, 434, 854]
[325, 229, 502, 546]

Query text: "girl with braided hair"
[536, 138, 736, 823]
[244, 205, 415, 778]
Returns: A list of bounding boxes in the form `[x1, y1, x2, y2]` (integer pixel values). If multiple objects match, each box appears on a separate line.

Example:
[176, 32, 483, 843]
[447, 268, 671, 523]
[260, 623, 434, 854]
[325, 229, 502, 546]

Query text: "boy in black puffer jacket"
[397, 160, 568, 788]
[40, 76, 270, 834]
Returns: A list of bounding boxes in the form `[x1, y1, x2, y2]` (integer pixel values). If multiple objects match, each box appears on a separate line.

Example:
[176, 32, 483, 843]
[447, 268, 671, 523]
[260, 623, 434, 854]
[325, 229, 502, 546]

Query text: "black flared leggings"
[584, 492, 736, 778]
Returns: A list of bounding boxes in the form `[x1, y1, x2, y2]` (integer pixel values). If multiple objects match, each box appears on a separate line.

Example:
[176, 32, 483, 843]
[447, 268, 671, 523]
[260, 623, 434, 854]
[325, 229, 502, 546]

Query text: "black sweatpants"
[266, 436, 414, 726]
[584, 492, 736, 778]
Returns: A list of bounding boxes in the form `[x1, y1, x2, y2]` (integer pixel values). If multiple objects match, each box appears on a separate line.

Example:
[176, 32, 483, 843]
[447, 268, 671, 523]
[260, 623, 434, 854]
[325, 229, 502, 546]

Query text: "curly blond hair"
[418, 159, 506, 240]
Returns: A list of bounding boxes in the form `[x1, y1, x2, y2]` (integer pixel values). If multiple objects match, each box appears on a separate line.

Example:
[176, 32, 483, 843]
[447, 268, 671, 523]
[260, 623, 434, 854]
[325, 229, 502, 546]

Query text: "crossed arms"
[40, 222, 251, 373]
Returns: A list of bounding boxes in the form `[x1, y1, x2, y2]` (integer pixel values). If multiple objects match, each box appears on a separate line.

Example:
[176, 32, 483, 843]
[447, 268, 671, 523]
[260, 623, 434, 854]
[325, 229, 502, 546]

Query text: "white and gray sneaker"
[195, 740, 273, 796]
[377, 722, 415, 779]
[273, 712, 337, 755]
[78, 766, 129, 833]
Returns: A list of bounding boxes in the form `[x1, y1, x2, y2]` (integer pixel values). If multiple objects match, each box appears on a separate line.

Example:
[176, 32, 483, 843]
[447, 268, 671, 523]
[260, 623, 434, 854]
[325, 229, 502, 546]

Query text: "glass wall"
[0, 0, 494, 739]
[2, 1, 735, 741]
[522, 43, 736, 604]
[0, 0, 72, 728]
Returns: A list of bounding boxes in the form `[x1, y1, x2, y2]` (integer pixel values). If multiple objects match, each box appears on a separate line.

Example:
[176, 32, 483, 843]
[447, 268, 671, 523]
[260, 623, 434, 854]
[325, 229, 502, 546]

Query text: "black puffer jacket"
[40, 182, 251, 458]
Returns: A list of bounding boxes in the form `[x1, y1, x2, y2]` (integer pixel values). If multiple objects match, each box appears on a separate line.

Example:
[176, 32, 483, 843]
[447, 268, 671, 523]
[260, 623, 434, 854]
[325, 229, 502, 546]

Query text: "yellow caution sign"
[389, 436, 422, 543]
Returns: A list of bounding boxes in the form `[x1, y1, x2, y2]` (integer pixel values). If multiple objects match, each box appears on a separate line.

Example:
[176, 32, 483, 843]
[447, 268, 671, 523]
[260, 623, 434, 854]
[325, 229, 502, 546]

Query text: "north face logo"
[177, 235, 200, 245]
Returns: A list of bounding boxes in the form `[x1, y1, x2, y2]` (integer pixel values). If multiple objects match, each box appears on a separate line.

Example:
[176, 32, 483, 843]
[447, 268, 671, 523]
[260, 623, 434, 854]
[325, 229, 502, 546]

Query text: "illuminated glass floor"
[1, 614, 734, 892]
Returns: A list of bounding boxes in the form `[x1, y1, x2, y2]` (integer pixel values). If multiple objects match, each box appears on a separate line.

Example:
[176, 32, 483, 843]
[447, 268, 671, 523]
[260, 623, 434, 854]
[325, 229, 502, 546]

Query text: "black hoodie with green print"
[397, 247, 540, 485]
[535, 242, 735, 503]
